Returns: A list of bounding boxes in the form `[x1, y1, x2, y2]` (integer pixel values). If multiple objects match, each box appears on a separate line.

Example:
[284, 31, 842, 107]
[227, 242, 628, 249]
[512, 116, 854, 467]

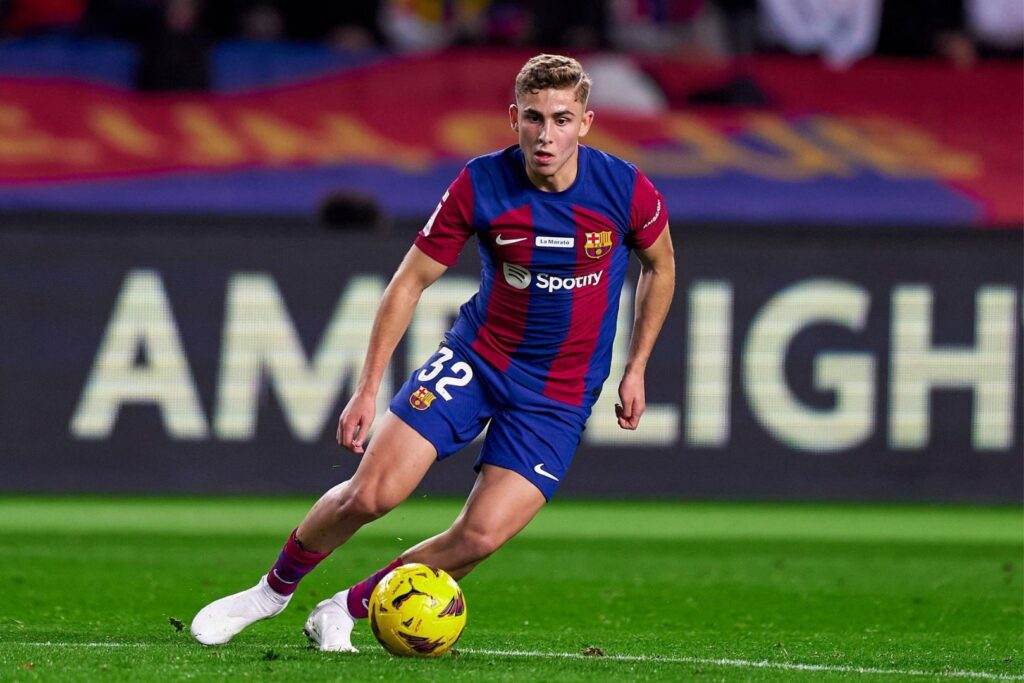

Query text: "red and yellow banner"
[0, 52, 1019, 224]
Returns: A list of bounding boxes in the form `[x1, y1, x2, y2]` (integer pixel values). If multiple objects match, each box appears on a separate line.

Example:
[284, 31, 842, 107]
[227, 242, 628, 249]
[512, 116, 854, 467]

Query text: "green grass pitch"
[0, 496, 1020, 681]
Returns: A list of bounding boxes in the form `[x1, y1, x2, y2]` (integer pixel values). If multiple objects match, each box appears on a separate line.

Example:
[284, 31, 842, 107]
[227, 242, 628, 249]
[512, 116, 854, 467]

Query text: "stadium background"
[1, 0, 1019, 504]
[1, 3, 1022, 680]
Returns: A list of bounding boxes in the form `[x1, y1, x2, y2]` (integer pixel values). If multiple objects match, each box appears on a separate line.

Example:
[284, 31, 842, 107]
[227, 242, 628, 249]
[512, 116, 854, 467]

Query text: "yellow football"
[368, 563, 467, 657]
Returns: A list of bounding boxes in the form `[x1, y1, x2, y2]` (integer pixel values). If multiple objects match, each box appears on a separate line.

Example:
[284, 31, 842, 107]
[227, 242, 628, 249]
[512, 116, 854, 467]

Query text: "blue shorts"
[389, 340, 591, 500]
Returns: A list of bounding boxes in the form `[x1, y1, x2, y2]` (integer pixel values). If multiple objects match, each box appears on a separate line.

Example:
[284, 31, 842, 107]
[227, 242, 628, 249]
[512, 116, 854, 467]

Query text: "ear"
[509, 104, 519, 130]
[578, 109, 595, 138]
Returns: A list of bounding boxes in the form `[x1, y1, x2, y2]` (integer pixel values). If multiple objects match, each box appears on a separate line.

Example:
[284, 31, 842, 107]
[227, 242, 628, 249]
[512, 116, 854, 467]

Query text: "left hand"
[615, 372, 646, 430]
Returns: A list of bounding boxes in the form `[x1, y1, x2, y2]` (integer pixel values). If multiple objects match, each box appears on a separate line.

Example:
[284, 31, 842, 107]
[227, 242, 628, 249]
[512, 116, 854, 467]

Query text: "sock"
[265, 529, 330, 596]
[346, 557, 404, 619]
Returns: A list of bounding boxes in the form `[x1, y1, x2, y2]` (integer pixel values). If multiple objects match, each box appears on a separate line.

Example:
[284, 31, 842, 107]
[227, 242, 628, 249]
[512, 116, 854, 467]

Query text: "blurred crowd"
[0, 0, 1021, 90]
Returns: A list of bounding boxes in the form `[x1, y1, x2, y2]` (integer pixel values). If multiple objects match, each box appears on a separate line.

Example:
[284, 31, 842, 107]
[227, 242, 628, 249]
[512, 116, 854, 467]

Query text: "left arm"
[616, 226, 676, 430]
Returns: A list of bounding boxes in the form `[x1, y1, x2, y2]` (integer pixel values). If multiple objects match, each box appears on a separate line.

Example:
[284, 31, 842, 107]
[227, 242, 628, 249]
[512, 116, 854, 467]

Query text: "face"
[509, 87, 594, 192]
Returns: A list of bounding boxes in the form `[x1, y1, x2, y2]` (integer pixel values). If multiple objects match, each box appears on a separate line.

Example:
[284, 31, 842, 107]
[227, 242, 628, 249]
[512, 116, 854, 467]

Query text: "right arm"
[336, 245, 448, 453]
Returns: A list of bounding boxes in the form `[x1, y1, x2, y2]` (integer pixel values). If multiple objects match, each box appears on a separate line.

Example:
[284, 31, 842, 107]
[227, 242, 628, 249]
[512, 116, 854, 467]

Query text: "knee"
[334, 481, 398, 522]
[453, 525, 505, 564]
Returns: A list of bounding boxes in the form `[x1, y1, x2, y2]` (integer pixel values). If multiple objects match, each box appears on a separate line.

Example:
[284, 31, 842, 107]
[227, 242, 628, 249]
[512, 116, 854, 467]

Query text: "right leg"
[296, 412, 438, 553]
[323, 379, 582, 633]
[190, 412, 436, 646]
[303, 342, 494, 651]
[306, 465, 545, 653]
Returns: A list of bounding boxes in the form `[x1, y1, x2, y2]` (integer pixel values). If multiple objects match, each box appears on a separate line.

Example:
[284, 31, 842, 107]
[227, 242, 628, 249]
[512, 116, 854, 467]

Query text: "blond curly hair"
[514, 54, 591, 106]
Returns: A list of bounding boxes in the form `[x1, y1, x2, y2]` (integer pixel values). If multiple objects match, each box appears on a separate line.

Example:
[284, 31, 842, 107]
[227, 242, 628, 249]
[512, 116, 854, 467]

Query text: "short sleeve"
[627, 169, 668, 251]
[414, 167, 475, 266]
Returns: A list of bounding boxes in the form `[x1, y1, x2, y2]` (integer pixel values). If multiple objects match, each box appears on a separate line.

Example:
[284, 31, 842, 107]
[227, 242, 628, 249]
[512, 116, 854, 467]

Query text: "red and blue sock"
[265, 529, 330, 596]
[345, 557, 404, 619]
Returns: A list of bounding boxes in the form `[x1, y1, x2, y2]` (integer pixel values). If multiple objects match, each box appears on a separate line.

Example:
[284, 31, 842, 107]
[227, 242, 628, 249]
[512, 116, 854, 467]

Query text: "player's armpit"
[635, 225, 675, 275]
[394, 245, 450, 294]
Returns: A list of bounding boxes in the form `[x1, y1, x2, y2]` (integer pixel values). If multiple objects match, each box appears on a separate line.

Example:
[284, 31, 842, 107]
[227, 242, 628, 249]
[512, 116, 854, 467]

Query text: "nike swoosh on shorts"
[533, 463, 559, 482]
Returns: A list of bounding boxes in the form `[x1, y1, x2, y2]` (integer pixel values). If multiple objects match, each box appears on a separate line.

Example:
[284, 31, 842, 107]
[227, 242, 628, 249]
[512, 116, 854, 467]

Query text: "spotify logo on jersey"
[502, 263, 605, 293]
[502, 263, 532, 289]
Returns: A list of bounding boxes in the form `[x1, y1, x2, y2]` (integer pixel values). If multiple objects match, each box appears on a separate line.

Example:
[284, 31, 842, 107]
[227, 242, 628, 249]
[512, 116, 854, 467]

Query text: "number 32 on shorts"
[417, 347, 474, 401]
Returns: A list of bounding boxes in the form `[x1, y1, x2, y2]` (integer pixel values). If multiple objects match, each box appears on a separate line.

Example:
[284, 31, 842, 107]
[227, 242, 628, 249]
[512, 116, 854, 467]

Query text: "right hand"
[337, 391, 377, 454]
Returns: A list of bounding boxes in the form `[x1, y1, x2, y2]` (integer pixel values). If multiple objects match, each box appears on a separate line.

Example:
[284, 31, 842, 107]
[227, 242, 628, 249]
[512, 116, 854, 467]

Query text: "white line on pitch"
[15, 642, 1024, 681]
[459, 648, 1024, 681]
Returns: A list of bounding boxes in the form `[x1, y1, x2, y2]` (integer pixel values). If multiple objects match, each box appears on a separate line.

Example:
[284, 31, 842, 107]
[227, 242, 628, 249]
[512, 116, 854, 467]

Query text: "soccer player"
[190, 53, 675, 651]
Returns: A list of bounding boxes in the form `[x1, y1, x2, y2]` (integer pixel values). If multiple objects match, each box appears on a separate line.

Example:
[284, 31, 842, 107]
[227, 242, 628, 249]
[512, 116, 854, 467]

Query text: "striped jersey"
[414, 144, 668, 409]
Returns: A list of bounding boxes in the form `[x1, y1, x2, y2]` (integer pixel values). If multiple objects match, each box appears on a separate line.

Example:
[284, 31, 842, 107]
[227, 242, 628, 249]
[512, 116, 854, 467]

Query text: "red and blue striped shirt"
[415, 145, 668, 408]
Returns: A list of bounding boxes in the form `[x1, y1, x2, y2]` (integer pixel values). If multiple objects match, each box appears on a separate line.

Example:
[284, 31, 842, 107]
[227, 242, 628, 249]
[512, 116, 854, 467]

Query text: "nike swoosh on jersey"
[495, 234, 527, 245]
[533, 463, 559, 482]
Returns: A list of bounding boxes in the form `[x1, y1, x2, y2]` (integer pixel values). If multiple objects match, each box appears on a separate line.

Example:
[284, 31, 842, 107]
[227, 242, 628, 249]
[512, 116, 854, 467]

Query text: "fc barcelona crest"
[410, 386, 436, 411]
[585, 231, 613, 259]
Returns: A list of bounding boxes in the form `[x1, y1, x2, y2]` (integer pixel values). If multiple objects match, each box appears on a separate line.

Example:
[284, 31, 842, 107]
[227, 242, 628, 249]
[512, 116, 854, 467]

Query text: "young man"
[191, 54, 675, 651]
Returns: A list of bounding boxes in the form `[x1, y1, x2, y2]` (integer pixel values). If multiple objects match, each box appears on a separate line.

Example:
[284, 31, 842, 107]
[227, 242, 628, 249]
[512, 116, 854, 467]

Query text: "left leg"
[401, 463, 546, 579]
[347, 464, 546, 616]
[343, 402, 570, 617]
[304, 465, 544, 651]
[308, 375, 585, 651]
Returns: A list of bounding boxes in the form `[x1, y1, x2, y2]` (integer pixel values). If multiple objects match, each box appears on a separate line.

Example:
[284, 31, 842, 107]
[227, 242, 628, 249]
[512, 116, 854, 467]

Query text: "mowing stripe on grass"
[18, 642, 1024, 681]
[2, 498, 1019, 544]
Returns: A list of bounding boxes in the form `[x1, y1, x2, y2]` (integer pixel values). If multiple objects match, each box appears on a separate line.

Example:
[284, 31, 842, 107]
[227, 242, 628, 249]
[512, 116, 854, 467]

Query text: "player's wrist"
[353, 380, 381, 400]
[623, 361, 647, 378]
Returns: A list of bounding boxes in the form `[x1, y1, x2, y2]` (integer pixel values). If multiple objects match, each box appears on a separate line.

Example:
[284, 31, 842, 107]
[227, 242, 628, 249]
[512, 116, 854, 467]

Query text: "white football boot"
[304, 589, 359, 652]
[190, 575, 291, 645]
